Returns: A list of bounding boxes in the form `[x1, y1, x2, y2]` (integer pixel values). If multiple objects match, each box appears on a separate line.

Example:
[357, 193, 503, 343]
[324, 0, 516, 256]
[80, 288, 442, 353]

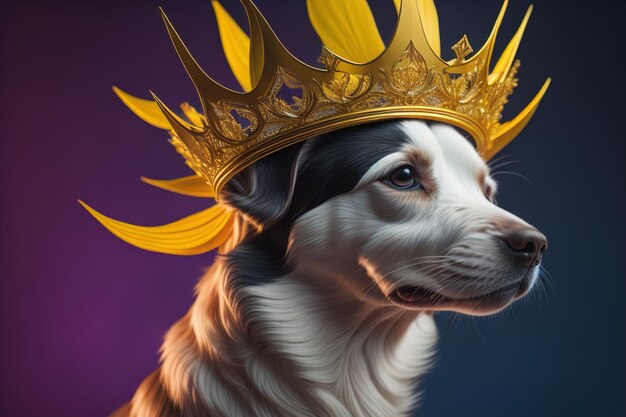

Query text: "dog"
[112, 119, 547, 417]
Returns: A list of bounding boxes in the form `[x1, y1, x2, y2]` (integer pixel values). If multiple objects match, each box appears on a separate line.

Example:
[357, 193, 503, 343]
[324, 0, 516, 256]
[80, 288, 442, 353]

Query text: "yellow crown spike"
[485, 78, 551, 160]
[240, 0, 266, 89]
[392, 0, 444, 65]
[489, 5, 533, 85]
[417, 0, 441, 57]
[159, 8, 228, 114]
[113, 87, 171, 130]
[149, 91, 193, 131]
[141, 175, 216, 198]
[392, 0, 440, 57]
[211, 0, 252, 92]
[149, 91, 209, 179]
[82, 200, 223, 236]
[307, 0, 385, 63]
[150, 92, 196, 135]
[240, 0, 328, 86]
[79, 200, 233, 255]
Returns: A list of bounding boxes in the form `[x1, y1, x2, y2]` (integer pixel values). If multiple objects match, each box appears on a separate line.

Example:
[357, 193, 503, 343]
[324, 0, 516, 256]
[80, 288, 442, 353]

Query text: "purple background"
[1, 1, 624, 416]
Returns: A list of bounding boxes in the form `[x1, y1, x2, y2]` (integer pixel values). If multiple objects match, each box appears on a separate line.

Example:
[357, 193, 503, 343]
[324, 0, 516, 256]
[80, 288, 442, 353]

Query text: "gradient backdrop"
[1, 1, 624, 416]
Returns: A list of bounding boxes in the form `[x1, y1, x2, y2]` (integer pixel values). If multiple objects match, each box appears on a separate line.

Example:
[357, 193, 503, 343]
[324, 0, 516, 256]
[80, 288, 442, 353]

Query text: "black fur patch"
[287, 121, 411, 220]
[224, 120, 413, 286]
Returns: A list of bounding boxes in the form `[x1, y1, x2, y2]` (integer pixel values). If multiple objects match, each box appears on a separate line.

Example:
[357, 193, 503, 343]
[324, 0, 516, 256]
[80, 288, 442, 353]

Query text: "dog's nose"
[498, 226, 547, 267]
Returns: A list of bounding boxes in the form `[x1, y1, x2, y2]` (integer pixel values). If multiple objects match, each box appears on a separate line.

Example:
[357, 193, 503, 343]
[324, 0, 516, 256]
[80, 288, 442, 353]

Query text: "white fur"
[243, 278, 437, 417]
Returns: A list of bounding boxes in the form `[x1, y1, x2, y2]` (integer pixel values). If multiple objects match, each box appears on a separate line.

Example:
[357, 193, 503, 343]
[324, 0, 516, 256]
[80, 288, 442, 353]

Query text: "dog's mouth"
[389, 277, 531, 315]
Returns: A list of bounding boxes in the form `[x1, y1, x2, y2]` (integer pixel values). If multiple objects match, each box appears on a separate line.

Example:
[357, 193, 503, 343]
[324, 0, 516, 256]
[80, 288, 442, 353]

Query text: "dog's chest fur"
[243, 276, 438, 417]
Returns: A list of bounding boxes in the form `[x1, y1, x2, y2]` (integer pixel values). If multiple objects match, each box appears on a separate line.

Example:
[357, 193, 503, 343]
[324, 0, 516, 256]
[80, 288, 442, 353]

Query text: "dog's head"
[222, 120, 546, 315]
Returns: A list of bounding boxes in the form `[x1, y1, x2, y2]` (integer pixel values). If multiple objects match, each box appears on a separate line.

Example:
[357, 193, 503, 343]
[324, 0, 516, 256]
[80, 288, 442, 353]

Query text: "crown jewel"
[82, 0, 549, 256]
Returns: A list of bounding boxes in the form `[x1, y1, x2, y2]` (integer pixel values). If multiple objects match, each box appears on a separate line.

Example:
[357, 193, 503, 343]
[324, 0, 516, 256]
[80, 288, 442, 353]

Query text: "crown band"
[214, 105, 490, 194]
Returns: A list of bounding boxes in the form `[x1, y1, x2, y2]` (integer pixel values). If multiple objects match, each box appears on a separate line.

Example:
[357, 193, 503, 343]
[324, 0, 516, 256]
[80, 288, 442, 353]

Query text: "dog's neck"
[155, 231, 437, 417]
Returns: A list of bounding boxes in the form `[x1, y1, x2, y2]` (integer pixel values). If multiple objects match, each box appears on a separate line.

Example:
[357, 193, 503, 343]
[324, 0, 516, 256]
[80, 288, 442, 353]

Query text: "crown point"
[485, 77, 551, 160]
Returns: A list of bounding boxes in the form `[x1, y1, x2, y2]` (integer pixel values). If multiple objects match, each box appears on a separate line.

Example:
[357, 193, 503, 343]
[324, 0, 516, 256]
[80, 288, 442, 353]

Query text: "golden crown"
[81, 0, 549, 256]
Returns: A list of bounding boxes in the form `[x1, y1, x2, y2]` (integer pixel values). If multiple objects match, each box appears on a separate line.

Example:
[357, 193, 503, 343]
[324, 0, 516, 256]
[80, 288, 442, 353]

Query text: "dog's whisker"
[374, 256, 452, 283]
[489, 160, 520, 172]
[491, 171, 533, 186]
[413, 265, 447, 302]
[534, 278, 548, 306]
[392, 263, 449, 290]
[536, 269, 553, 305]
[395, 264, 456, 299]
[538, 265, 555, 292]
[360, 260, 449, 301]
[390, 260, 452, 284]
[487, 153, 514, 167]
[359, 259, 454, 302]
[471, 316, 490, 342]
[453, 274, 476, 300]
[383, 258, 451, 277]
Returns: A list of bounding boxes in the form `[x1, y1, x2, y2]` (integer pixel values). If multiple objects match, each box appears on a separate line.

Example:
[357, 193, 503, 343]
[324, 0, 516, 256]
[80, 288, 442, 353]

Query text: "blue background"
[1, 1, 624, 416]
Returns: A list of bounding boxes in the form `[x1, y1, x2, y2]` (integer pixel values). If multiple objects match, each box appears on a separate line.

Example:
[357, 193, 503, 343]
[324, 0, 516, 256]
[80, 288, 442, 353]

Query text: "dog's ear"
[221, 142, 305, 228]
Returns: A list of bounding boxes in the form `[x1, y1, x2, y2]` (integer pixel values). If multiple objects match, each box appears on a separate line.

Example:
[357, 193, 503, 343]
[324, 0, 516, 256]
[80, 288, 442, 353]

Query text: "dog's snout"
[497, 225, 547, 267]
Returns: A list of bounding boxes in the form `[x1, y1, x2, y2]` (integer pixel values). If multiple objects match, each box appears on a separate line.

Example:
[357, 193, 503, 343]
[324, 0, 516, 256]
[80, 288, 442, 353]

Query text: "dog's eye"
[386, 165, 423, 190]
